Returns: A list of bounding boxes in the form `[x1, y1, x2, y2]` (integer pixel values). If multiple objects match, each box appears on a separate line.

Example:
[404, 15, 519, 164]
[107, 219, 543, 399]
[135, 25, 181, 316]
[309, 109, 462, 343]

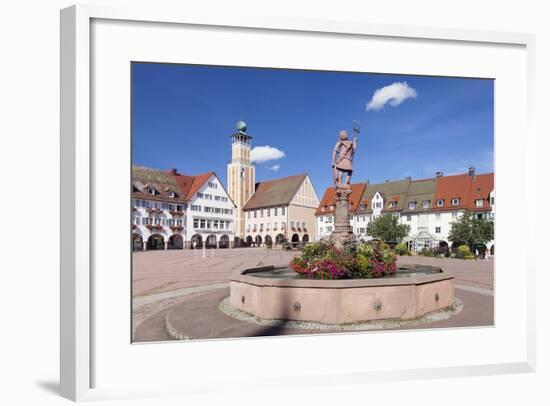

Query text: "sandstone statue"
[332, 130, 357, 188]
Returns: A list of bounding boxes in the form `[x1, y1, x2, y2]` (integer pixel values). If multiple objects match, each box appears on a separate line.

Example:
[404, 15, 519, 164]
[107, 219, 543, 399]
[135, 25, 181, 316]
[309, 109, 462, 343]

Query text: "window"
[476, 199, 484, 207]
[437, 199, 444, 207]
[452, 212, 458, 219]
[435, 213, 441, 221]
[320, 227, 324, 233]
[259, 223, 264, 231]
[208, 182, 217, 189]
[406, 215, 411, 221]
[274, 222, 278, 230]
[490, 196, 495, 205]
[329, 205, 334, 210]
[408, 202, 416, 210]
[373, 202, 382, 209]
[148, 188, 156, 195]
[168, 191, 175, 198]
[389, 201, 397, 208]
[302, 222, 306, 229]
[254, 210, 257, 218]
[281, 207, 286, 215]
[200, 219, 206, 228]
[321, 207, 326, 212]
[134, 217, 140, 225]
[360, 204, 366, 210]
[348, 214, 353, 220]
[142, 217, 149, 225]
[422, 200, 430, 209]
[326, 226, 333, 232]
[191, 205, 201, 211]
[319, 216, 324, 222]
[176, 205, 183, 212]
[260, 209, 264, 218]
[477, 213, 483, 220]
[274, 207, 278, 216]
[281, 222, 286, 229]
[435, 226, 441, 234]
[291, 221, 295, 229]
[267, 208, 271, 217]
[451, 198, 460, 206]
[197, 192, 204, 199]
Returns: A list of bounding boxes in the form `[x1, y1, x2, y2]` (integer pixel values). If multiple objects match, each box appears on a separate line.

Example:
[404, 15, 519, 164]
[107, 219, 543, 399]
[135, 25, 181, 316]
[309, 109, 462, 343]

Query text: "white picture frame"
[60, 4, 536, 402]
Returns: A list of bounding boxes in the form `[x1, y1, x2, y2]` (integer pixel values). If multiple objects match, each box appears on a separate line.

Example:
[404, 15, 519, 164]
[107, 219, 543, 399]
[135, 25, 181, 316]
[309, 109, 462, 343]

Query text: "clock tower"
[227, 121, 255, 242]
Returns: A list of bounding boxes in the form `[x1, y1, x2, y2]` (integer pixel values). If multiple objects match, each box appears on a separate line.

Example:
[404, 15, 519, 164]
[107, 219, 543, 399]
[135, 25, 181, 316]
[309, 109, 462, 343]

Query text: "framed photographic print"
[60, 4, 536, 402]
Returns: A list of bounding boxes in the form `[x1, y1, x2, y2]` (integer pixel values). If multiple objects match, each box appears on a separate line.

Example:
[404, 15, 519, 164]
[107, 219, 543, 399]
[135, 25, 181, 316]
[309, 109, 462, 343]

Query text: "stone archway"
[275, 233, 285, 245]
[219, 235, 230, 249]
[302, 234, 310, 243]
[490, 244, 494, 256]
[147, 234, 165, 251]
[168, 234, 183, 250]
[291, 233, 300, 248]
[265, 235, 273, 248]
[206, 234, 217, 248]
[191, 234, 203, 249]
[132, 233, 143, 251]
[245, 235, 253, 247]
[255, 235, 263, 247]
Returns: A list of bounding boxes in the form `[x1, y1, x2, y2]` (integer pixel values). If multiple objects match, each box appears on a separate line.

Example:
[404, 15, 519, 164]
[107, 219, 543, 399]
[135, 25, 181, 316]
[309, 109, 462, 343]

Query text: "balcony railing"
[146, 208, 163, 214]
[170, 210, 184, 217]
[146, 224, 163, 230]
[170, 225, 184, 232]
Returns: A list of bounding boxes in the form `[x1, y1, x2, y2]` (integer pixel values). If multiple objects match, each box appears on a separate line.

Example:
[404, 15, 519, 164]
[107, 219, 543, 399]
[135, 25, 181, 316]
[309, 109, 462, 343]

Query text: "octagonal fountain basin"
[230, 265, 454, 325]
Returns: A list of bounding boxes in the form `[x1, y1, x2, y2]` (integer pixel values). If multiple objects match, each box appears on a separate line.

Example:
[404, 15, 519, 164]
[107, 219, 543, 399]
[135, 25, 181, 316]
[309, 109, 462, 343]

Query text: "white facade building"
[316, 169, 495, 256]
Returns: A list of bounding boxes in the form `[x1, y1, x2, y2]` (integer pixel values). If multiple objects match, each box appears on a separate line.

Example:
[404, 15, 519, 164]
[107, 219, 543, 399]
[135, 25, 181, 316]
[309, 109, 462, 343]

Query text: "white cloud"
[250, 145, 286, 163]
[366, 82, 417, 111]
[267, 164, 280, 171]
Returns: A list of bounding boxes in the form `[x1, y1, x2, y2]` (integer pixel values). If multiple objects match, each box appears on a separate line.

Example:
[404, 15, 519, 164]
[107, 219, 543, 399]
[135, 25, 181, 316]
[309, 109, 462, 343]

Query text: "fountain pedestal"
[330, 185, 356, 248]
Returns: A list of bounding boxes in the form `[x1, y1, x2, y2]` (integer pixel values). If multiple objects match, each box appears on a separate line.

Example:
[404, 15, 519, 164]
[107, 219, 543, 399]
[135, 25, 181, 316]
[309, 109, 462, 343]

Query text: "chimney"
[436, 171, 443, 178]
[468, 167, 475, 177]
[169, 168, 178, 175]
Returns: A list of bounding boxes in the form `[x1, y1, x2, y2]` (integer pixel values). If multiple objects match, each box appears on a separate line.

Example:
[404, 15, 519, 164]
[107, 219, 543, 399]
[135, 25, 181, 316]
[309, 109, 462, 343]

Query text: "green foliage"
[419, 247, 437, 257]
[448, 211, 494, 252]
[456, 244, 474, 260]
[366, 214, 410, 243]
[395, 241, 410, 256]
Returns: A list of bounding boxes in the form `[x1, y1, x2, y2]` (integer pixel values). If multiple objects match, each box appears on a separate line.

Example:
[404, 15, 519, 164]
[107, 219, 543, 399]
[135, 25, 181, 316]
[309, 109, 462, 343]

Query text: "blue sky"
[132, 62, 494, 196]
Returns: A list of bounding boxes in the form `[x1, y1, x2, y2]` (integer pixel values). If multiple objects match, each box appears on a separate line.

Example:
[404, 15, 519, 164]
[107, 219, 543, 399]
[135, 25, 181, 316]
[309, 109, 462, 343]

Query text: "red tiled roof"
[432, 174, 472, 211]
[432, 173, 494, 211]
[315, 183, 366, 215]
[177, 172, 213, 200]
[469, 173, 493, 211]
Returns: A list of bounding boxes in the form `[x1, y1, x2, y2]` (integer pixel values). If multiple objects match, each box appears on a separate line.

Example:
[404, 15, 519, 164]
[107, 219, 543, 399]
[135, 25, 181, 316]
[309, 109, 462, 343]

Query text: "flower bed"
[289, 240, 397, 280]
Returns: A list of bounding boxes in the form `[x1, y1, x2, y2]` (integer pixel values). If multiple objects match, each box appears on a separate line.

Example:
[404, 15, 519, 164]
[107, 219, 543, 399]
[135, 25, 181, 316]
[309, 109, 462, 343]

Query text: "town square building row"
[132, 121, 320, 250]
[316, 167, 495, 254]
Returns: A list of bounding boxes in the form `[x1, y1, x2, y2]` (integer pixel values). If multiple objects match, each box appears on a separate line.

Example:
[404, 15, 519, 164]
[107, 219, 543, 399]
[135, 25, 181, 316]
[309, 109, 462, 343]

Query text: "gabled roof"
[432, 174, 473, 211]
[469, 173, 494, 211]
[132, 166, 187, 203]
[356, 179, 411, 214]
[315, 183, 366, 215]
[243, 174, 308, 210]
[402, 178, 437, 213]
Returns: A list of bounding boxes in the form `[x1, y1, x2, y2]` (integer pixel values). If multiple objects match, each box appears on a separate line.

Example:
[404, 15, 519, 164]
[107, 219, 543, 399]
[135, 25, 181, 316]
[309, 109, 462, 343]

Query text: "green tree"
[366, 214, 410, 243]
[448, 211, 494, 251]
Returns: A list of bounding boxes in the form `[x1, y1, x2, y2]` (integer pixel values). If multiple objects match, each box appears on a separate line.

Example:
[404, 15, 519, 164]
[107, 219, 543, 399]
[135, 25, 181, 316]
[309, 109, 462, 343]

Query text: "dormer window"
[329, 205, 334, 210]
[321, 207, 326, 212]
[148, 187, 156, 195]
[408, 201, 416, 209]
[360, 204, 366, 210]
[451, 198, 460, 206]
[168, 191, 175, 198]
[475, 199, 484, 207]
[389, 201, 397, 208]
[422, 200, 430, 209]
[436, 199, 444, 207]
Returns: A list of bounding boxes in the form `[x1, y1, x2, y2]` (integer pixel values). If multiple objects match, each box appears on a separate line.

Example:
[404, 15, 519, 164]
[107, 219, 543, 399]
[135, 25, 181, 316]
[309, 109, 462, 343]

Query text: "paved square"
[132, 248, 494, 342]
